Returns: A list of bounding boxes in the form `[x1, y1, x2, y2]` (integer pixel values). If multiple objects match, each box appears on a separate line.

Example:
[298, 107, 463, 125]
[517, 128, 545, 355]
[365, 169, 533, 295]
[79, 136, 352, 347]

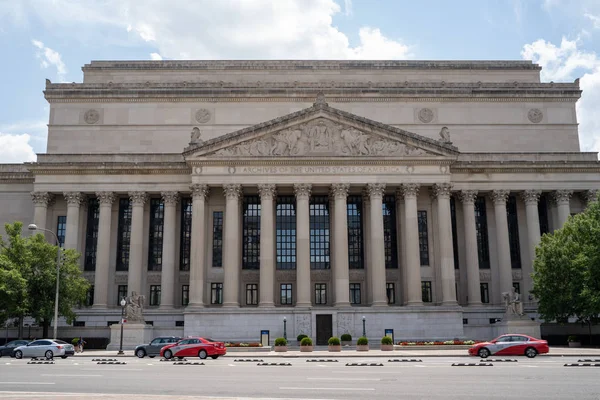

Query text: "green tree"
[532, 201, 600, 342]
[0, 254, 28, 325]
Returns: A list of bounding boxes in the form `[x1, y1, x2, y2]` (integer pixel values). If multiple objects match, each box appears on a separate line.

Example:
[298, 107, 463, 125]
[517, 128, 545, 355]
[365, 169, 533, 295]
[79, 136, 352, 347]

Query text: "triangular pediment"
[184, 98, 459, 159]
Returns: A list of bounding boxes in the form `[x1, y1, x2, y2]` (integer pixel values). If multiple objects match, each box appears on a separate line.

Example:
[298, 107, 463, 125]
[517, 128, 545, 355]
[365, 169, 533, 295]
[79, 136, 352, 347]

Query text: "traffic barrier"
[257, 362, 292, 366]
[92, 358, 117, 362]
[578, 359, 600, 362]
[564, 363, 600, 367]
[388, 359, 422, 362]
[482, 359, 517, 362]
[452, 363, 493, 367]
[173, 362, 205, 365]
[306, 359, 338, 362]
[160, 358, 186, 362]
[345, 363, 383, 367]
[97, 361, 127, 365]
[27, 361, 54, 364]
[234, 359, 264, 362]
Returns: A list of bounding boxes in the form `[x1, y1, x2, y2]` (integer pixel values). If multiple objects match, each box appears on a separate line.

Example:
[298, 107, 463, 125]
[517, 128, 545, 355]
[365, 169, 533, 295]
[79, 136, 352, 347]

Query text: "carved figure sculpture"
[502, 287, 523, 316]
[439, 126, 451, 144]
[190, 127, 203, 145]
[124, 291, 146, 323]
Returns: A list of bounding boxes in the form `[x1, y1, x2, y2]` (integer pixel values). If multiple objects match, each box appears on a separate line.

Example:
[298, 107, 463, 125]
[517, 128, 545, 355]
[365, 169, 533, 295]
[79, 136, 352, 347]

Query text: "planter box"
[356, 345, 369, 352]
[300, 345, 313, 352]
[328, 345, 342, 352]
[380, 344, 394, 351]
[274, 346, 288, 352]
[342, 341, 352, 347]
[568, 342, 581, 348]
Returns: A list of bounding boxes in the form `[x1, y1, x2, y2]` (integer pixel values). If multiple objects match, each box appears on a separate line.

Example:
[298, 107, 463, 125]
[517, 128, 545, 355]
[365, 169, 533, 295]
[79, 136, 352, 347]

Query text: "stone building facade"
[1, 60, 598, 343]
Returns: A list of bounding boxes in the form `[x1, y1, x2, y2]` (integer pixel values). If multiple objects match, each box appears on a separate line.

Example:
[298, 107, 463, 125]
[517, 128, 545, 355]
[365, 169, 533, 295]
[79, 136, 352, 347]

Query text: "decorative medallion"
[418, 108, 434, 123]
[195, 108, 211, 123]
[84, 109, 100, 124]
[527, 108, 543, 123]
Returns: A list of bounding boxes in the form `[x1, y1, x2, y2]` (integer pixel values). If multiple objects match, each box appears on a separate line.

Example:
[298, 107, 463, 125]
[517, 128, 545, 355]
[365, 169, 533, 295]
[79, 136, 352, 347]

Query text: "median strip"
[96, 361, 127, 365]
[388, 359, 422, 363]
[92, 359, 117, 362]
[257, 362, 292, 366]
[482, 359, 517, 362]
[564, 363, 600, 367]
[452, 363, 493, 367]
[27, 361, 54, 365]
[234, 359, 264, 362]
[306, 359, 338, 362]
[345, 363, 383, 367]
[577, 359, 600, 362]
[173, 362, 205, 365]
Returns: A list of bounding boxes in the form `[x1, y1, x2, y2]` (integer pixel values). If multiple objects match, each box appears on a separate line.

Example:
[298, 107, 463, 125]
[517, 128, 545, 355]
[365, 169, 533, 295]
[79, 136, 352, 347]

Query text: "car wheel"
[525, 347, 538, 358]
[478, 348, 491, 358]
[136, 349, 146, 358]
[14, 350, 22, 359]
[45, 350, 53, 360]
[211, 355, 219, 359]
[149, 355, 155, 358]
[163, 350, 173, 360]
[198, 350, 208, 359]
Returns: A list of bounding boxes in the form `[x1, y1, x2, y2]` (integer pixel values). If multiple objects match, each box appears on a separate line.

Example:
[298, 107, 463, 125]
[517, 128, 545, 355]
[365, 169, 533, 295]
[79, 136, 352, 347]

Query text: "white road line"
[82, 368, 142, 371]
[228, 364, 235, 366]
[41, 374, 102, 377]
[0, 382, 55, 385]
[308, 377, 381, 381]
[281, 387, 375, 391]
[414, 365, 427, 367]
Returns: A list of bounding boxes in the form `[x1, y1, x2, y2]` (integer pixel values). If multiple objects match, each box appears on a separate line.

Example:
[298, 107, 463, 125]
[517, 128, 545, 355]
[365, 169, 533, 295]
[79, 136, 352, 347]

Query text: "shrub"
[71, 338, 79, 346]
[328, 336, 341, 346]
[297, 334, 308, 342]
[340, 333, 352, 342]
[381, 336, 393, 345]
[274, 337, 287, 346]
[567, 335, 579, 342]
[356, 336, 369, 346]
[300, 337, 313, 346]
[464, 340, 475, 345]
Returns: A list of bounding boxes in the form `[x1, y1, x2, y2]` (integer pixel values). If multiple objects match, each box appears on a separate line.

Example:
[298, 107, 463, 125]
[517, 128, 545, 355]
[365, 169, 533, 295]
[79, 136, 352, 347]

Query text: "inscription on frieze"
[219, 165, 408, 175]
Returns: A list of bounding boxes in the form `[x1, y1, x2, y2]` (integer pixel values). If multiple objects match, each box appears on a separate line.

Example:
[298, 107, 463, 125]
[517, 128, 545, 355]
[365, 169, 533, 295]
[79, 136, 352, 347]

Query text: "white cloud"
[344, 0, 353, 16]
[584, 13, 600, 29]
[150, 52, 163, 60]
[31, 39, 67, 82]
[0, 132, 37, 163]
[521, 37, 600, 154]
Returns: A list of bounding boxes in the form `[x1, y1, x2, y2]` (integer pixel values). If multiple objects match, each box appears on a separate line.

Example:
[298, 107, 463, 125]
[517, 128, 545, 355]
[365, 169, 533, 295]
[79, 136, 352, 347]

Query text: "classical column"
[582, 189, 598, 207]
[294, 184, 311, 307]
[401, 183, 422, 306]
[521, 190, 541, 301]
[188, 184, 209, 308]
[159, 191, 178, 309]
[127, 192, 148, 298]
[331, 183, 350, 307]
[459, 190, 481, 306]
[223, 184, 242, 307]
[31, 192, 53, 231]
[63, 192, 83, 250]
[491, 190, 512, 297]
[362, 189, 372, 304]
[367, 183, 387, 306]
[93, 192, 115, 308]
[395, 190, 406, 304]
[432, 183, 457, 305]
[258, 184, 276, 308]
[554, 190, 573, 228]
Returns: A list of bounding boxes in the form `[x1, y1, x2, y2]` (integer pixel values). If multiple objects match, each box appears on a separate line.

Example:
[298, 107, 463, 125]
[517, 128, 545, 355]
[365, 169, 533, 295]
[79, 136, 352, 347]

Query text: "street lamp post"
[283, 317, 287, 341]
[118, 297, 126, 355]
[362, 315, 366, 337]
[28, 224, 61, 340]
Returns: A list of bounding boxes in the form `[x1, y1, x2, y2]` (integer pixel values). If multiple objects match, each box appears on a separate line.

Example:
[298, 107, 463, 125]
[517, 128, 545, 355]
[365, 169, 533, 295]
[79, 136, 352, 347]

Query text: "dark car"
[135, 336, 181, 358]
[0, 340, 30, 357]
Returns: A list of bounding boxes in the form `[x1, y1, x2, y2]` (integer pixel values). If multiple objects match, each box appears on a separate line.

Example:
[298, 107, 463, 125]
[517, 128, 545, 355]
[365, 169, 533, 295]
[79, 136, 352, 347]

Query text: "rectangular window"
[181, 285, 189, 306]
[175, 321, 185, 327]
[386, 282, 395, 304]
[280, 283, 293, 305]
[246, 284, 258, 305]
[383, 195, 398, 269]
[116, 198, 132, 271]
[421, 281, 432, 303]
[350, 283, 361, 304]
[85, 285, 94, 307]
[242, 196, 261, 270]
[73, 321, 85, 327]
[149, 285, 161, 306]
[211, 283, 223, 305]
[347, 196, 364, 269]
[450, 197, 460, 270]
[538, 194, 550, 235]
[507, 195, 522, 269]
[475, 196, 491, 269]
[480, 283, 490, 304]
[276, 196, 296, 270]
[56, 216, 66, 247]
[315, 283, 327, 305]
[179, 198, 192, 271]
[513, 282, 520, 295]
[212, 211, 224, 267]
[84, 198, 100, 271]
[117, 285, 128, 304]
[148, 199, 164, 271]
[310, 196, 330, 270]
[418, 211, 429, 266]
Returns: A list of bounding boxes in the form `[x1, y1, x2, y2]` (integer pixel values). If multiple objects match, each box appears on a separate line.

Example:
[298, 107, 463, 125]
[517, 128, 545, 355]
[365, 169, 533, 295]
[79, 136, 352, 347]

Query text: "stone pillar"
[331, 183, 350, 307]
[582, 189, 598, 207]
[432, 183, 457, 305]
[554, 190, 573, 228]
[401, 183, 422, 306]
[294, 184, 311, 307]
[491, 190, 512, 297]
[521, 190, 541, 301]
[459, 190, 481, 306]
[127, 192, 148, 298]
[258, 184, 276, 308]
[367, 183, 387, 306]
[362, 189, 372, 304]
[188, 184, 209, 308]
[93, 192, 115, 308]
[159, 191, 178, 309]
[223, 184, 242, 307]
[63, 192, 83, 250]
[395, 190, 406, 304]
[31, 192, 53, 231]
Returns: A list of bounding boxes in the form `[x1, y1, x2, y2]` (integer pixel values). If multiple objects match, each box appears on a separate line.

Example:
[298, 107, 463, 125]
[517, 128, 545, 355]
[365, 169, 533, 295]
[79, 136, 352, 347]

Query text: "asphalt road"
[1, 355, 600, 400]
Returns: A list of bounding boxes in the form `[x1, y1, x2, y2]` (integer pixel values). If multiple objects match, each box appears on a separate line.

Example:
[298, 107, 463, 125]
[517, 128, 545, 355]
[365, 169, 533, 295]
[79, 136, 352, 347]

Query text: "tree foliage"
[532, 201, 600, 328]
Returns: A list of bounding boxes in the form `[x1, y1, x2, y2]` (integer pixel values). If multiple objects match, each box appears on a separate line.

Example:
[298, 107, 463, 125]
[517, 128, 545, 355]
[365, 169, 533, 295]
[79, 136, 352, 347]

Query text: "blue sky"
[0, 0, 599, 163]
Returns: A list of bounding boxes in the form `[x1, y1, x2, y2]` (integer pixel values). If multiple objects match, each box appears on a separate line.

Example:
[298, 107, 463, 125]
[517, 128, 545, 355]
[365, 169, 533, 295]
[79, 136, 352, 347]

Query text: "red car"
[160, 337, 226, 360]
[468, 334, 549, 358]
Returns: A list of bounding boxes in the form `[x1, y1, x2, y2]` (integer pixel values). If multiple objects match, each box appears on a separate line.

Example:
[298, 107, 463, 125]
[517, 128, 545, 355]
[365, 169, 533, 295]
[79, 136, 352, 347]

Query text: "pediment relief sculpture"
[210, 119, 429, 157]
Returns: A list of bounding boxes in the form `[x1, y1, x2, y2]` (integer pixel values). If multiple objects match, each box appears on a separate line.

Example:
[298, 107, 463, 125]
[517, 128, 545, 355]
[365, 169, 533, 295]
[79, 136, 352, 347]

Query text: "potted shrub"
[328, 336, 341, 352]
[341, 333, 352, 347]
[567, 335, 581, 348]
[356, 336, 369, 351]
[274, 337, 288, 352]
[380, 336, 394, 351]
[300, 337, 314, 352]
[297, 334, 308, 344]
[71, 338, 80, 353]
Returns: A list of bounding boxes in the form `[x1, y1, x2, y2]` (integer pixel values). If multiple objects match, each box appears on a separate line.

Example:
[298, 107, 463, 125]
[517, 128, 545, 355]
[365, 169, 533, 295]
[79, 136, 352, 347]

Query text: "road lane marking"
[41, 374, 102, 377]
[308, 378, 381, 381]
[82, 368, 142, 371]
[0, 382, 55, 385]
[281, 387, 375, 391]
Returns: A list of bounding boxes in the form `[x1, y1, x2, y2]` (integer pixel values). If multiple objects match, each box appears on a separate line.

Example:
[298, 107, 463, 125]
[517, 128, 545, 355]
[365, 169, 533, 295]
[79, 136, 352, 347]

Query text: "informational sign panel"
[385, 329, 394, 343]
[261, 330, 270, 347]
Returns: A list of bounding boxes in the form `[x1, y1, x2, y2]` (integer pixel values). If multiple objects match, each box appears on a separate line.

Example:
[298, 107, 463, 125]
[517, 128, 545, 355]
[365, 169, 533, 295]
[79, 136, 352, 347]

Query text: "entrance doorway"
[316, 314, 333, 345]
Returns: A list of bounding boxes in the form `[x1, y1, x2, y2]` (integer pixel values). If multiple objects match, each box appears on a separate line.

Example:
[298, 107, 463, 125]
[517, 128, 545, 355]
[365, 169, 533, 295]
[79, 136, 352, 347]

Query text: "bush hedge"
[380, 336, 393, 345]
[274, 337, 287, 346]
[356, 336, 369, 345]
[300, 337, 313, 346]
[340, 333, 352, 342]
[297, 334, 308, 342]
[328, 336, 341, 346]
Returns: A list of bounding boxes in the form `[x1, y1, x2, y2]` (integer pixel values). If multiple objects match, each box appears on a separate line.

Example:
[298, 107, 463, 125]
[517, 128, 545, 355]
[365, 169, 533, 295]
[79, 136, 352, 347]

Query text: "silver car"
[14, 339, 75, 360]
